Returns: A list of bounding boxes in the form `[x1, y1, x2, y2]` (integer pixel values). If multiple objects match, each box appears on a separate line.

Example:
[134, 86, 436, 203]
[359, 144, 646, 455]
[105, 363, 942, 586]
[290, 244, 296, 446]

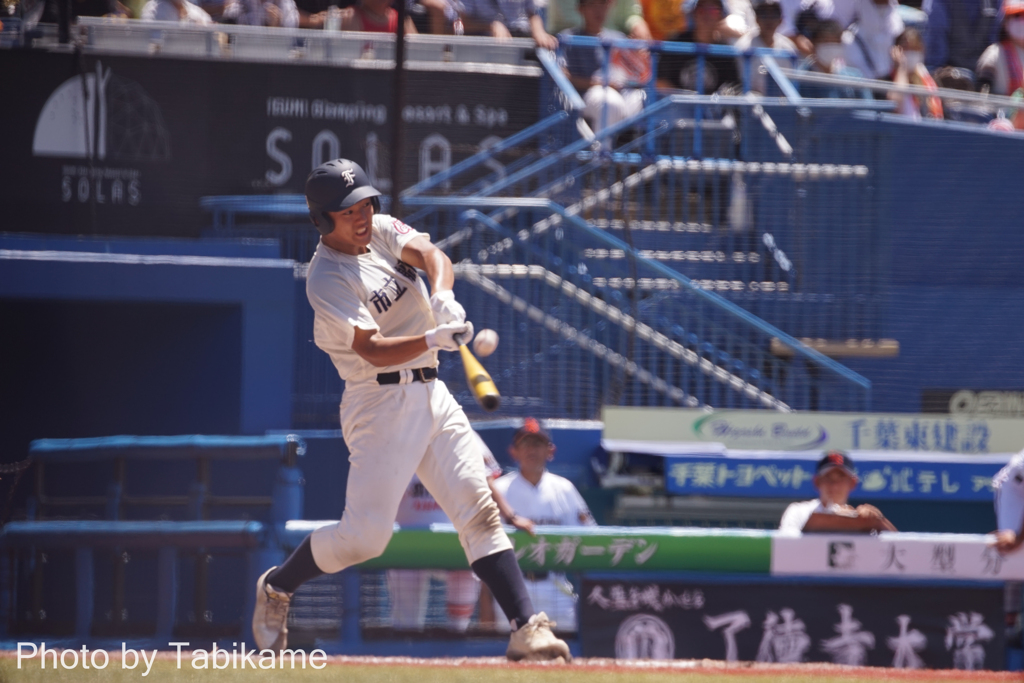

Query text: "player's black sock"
[266, 535, 324, 594]
[471, 548, 534, 630]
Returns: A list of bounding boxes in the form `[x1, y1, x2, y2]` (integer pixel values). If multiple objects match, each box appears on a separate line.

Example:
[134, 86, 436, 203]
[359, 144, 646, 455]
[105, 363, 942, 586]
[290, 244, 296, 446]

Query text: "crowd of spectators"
[17, 0, 1024, 128]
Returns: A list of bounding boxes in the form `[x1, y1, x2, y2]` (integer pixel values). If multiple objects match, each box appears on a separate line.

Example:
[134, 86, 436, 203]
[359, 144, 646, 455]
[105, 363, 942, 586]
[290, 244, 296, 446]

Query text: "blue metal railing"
[404, 196, 870, 413]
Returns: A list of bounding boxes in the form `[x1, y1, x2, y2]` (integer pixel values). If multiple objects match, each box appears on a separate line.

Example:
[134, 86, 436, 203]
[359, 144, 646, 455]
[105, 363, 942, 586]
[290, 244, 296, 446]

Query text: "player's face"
[323, 198, 375, 255]
[814, 467, 857, 506]
[511, 437, 554, 478]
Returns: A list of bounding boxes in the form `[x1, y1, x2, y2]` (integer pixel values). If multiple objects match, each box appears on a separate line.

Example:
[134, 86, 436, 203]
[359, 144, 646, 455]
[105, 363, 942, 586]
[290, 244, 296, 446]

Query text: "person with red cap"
[779, 450, 897, 533]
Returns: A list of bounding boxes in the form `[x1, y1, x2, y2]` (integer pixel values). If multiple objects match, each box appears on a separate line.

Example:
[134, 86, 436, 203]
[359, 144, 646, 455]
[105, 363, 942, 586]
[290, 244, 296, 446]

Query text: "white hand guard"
[430, 290, 467, 325]
[425, 320, 474, 352]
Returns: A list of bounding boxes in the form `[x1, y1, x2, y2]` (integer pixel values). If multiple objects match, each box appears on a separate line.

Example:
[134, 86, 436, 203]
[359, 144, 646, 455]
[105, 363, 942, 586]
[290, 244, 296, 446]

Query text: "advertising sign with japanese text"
[771, 532, 1024, 581]
[602, 407, 1024, 455]
[663, 453, 1008, 501]
[580, 579, 1004, 669]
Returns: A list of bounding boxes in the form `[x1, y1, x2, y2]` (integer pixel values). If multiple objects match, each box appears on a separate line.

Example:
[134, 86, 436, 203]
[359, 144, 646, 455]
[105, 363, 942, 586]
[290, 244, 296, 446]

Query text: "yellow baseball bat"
[458, 343, 501, 412]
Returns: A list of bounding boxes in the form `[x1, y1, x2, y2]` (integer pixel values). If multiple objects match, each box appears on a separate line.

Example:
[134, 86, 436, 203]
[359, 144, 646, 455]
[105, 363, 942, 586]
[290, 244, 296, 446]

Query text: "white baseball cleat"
[506, 612, 572, 663]
[252, 567, 292, 652]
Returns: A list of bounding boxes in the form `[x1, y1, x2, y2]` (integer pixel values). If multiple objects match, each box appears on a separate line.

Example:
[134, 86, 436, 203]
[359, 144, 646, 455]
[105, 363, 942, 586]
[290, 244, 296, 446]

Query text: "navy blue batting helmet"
[305, 159, 382, 236]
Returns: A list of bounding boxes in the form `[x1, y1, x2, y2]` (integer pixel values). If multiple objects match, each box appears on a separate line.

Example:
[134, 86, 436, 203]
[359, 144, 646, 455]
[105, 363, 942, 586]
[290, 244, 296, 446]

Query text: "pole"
[389, 0, 407, 217]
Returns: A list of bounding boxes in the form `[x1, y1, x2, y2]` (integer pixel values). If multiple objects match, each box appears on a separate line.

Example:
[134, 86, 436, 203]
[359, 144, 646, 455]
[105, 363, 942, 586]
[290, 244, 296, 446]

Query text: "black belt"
[376, 366, 438, 385]
[523, 571, 549, 581]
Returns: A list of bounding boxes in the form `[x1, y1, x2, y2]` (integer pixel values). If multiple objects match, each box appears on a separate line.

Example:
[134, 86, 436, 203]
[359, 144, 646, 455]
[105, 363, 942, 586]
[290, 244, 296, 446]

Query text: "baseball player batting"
[251, 159, 570, 663]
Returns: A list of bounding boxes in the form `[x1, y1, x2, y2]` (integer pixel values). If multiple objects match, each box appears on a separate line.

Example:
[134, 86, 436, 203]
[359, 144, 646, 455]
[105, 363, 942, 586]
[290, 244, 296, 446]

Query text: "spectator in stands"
[734, 0, 797, 93]
[779, 451, 897, 534]
[780, 0, 833, 55]
[460, 0, 556, 47]
[657, 0, 742, 93]
[42, 0, 128, 22]
[341, 0, 417, 31]
[485, 419, 596, 632]
[641, 0, 687, 40]
[548, 0, 652, 42]
[889, 28, 942, 119]
[559, 0, 648, 133]
[221, 0, 299, 26]
[411, 0, 461, 33]
[843, 0, 903, 80]
[923, 0, 1000, 71]
[796, 19, 873, 97]
[141, 0, 213, 23]
[976, 0, 1024, 97]
[933, 65, 993, 123]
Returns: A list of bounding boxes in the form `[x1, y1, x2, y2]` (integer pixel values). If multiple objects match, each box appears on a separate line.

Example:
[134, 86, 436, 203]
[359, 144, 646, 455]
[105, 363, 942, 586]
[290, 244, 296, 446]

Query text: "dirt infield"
[2, 652, 1020, 683]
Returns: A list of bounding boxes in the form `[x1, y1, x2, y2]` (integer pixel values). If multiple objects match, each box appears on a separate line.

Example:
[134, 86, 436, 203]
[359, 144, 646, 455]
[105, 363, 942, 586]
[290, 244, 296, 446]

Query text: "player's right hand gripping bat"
[455, 336, 500, 412]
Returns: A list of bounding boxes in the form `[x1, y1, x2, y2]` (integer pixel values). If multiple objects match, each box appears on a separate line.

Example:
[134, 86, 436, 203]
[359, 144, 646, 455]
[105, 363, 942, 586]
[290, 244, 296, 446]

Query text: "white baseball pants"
[311, 379, 512, 574]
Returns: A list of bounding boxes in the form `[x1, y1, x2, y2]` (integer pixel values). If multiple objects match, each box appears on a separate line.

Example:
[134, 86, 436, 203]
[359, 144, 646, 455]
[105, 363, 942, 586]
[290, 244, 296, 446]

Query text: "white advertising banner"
[602, 407, 1024, 455]
[771, 532, 1024, 581]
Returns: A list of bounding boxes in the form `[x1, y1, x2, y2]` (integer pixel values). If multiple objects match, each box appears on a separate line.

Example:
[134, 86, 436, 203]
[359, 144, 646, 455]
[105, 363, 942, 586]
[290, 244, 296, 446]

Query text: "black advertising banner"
[1, 50, 539, 237]
[581, 578, 1005, 670]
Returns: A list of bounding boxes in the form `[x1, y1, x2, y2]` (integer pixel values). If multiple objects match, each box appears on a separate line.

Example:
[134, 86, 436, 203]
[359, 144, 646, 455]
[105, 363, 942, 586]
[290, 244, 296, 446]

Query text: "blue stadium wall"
[835, 114, 1024, 414]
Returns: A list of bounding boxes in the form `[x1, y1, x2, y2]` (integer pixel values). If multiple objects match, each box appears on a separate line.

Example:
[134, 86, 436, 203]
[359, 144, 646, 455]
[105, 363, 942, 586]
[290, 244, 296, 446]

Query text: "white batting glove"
[425, 320, 474, 352]
[430, 290, 467, 325]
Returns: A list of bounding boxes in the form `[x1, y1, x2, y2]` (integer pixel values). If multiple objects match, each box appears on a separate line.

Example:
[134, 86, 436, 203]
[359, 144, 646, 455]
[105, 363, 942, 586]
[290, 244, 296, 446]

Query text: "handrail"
[779, 66, 1024, 111]
[535, 47, 586, 111]
[451, 211, 786, 409]
[401, 195, 872, 397]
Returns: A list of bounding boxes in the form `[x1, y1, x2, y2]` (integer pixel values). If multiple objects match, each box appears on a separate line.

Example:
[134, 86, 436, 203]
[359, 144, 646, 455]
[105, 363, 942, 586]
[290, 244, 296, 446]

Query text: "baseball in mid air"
[473, 329, 499, 357]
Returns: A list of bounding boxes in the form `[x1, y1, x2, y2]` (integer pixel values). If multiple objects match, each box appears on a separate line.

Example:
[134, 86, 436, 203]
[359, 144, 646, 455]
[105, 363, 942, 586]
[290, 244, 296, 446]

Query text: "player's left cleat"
[252, 567, 292, 652]
[506, 612, 572, 663]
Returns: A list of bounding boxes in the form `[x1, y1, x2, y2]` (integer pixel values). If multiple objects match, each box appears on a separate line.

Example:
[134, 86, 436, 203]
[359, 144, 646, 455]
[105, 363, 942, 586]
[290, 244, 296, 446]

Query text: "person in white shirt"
[490, 418, 596, 632]
[778, 450, 897, 534]
[140, 0, 213, 23]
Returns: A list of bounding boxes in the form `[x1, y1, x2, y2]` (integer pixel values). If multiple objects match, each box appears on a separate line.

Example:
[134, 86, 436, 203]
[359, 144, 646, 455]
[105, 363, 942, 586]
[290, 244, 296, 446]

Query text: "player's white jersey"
[778, 499, 847, 534]
[491, 471, 596, 527]
[993, 450, 1024, 493]
[993, 449, 1024, 532]
[306, 213, 436, 384]
[395, 432, 503, 527]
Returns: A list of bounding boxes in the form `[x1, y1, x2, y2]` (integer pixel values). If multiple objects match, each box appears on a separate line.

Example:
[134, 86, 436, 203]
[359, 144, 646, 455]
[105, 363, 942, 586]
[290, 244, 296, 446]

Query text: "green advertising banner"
[282, 522, 772, 573]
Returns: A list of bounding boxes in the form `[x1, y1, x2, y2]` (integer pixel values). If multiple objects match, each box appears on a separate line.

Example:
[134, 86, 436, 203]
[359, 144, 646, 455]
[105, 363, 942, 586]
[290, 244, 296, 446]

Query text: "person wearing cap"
[976, 0, 1024, 99]
[778, 450, 897, 533]
[487, 418, 597, 632]
[734, 0, 797, 93]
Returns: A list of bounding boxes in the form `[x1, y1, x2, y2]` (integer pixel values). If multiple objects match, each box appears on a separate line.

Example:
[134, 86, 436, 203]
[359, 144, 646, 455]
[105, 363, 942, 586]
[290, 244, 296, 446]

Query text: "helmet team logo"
[33, 61, 170, 162]
[304, 159, 382, 237]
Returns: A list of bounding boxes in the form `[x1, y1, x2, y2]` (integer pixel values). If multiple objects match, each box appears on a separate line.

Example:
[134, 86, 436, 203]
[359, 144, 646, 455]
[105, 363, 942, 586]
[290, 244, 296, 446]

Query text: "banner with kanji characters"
[602, 406, 1024, 454]
[580, 578, 1005, 670]
[662, 454, 1008, 501]
[772, 532, 1024, 581]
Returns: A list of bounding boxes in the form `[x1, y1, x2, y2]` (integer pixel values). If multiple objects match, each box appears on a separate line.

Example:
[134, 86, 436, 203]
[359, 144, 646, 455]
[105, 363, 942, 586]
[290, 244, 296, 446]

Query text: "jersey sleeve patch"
[392, 218, 413, 234]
